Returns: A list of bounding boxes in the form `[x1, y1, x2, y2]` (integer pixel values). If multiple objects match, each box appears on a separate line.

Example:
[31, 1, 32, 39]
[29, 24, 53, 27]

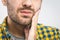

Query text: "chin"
[19, 19, 31, 26]
[16, 15, 32, 25]
[19, 22, 31, 26]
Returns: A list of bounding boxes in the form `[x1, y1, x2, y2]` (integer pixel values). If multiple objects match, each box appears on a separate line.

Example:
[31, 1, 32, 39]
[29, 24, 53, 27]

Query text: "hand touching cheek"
[24, 10, 40, 40]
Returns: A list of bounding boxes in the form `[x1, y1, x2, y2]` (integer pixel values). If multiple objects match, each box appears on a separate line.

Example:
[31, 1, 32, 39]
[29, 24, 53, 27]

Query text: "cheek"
[13, 0, 23, 10]
[32, 1, 42, 11]
[7, 0, 23, 11]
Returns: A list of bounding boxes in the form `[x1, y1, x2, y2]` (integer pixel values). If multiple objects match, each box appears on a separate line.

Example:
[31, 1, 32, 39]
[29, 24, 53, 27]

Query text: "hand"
[24, 10, 40, 40]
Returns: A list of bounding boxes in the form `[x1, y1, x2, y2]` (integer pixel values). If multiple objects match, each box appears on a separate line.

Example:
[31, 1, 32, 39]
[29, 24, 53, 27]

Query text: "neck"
[7, 16, 30, 38]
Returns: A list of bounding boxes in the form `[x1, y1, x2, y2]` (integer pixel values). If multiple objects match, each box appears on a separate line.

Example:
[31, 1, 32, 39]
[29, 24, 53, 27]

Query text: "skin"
[2, 0, 42, 40]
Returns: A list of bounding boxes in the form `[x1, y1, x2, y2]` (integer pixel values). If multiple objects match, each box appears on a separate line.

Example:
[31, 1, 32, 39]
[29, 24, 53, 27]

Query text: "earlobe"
[2, 0, 7, 6]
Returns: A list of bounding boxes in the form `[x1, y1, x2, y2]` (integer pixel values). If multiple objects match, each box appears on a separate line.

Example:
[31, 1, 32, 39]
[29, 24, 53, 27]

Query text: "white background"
[0, 0, 60, 29]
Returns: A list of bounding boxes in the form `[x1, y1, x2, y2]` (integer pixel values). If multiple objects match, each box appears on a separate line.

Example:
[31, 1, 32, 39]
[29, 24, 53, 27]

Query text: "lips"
[21, 10, 31, 13]
[19, 10, 32, 16]
[20, 10, 32, 14]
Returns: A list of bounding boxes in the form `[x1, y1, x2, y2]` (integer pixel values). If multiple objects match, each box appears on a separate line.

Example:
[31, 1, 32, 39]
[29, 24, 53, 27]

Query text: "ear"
[2, 0, 7, 6]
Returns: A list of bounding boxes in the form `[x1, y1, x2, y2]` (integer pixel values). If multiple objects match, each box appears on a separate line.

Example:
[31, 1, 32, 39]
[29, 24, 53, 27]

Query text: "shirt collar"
[1, 17, 11, 39]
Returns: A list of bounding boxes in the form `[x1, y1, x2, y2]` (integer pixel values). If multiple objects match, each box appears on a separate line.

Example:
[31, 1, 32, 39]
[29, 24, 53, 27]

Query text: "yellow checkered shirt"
[0, 18, 60, 40]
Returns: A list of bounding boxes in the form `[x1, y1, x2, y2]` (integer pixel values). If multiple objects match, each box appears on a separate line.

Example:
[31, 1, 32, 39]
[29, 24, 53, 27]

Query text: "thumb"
[24, 28, 29, 40]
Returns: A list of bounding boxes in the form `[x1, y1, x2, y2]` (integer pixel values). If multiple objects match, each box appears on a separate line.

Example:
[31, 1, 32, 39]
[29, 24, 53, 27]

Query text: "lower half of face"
[7, 0, 41, 26]
[8, 8, 34, 26]
[7, 1, 41, 26]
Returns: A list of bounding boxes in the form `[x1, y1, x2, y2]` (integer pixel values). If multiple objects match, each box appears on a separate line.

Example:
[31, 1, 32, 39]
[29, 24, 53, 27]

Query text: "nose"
[22, 0, 32, 7]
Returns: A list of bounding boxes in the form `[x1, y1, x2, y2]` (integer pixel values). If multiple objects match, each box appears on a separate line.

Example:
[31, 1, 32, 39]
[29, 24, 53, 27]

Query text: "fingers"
[28, 10, 40, 40]
[32, 10, 40, 27]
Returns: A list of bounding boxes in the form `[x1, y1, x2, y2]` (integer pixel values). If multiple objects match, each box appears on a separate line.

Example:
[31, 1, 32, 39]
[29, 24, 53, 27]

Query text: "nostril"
[23, 5, 27, 7]
[23, 4, 31, 8]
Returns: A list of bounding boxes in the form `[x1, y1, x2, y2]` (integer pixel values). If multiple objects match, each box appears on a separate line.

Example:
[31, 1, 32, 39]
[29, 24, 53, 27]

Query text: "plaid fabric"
[36, 24, 60, 40]
[0, 18, 11, 40]
[0, 17, 60, 40]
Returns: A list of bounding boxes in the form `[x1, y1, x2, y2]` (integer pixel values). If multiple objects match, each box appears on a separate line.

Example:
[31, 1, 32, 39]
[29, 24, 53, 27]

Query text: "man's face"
[5, 0, 42, 25]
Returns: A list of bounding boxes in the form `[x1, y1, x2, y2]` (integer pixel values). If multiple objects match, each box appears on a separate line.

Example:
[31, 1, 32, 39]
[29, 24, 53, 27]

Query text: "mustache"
[17, 7, 34, 13]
